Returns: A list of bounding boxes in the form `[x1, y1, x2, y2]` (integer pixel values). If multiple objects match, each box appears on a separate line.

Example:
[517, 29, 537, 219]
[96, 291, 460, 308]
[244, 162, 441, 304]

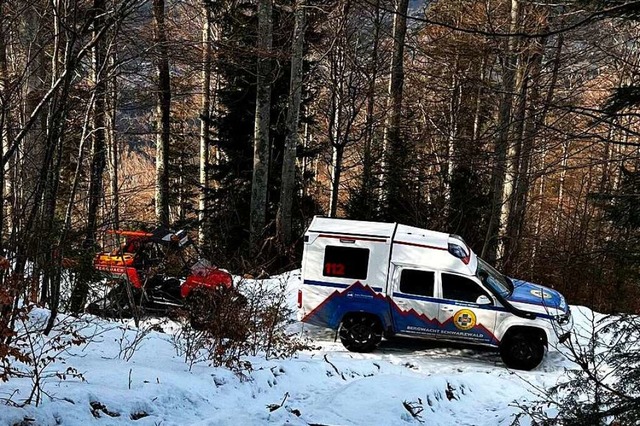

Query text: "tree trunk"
[481, 0, 520, 264]
[199, 2, 212, 246]
[381, 0, 409, 219]
[329, 144, 344, 218]
[499, 47, 529, 269]
[0, 0, 7, 252]
[359, 0, 381, 219]
[107, 38, 119, 229]
[504, 36, 547, 271]
[153, 0, 171, 227]
[445, 54, 461, 199]
[276, 0, 305, 246]
[250, 0, 273, 248]
[531, 32, 562, 270]
[86, 0, 107, 246]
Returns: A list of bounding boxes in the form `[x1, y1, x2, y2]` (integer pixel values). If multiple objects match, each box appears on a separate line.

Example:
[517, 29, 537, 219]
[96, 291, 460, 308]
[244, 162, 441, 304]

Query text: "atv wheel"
[185, 287, 218, 330]
[339, 314, 383, 353]
[500, 332, 545, 370]
[185, 286, 248, 337]
[86, 282, 136, 318]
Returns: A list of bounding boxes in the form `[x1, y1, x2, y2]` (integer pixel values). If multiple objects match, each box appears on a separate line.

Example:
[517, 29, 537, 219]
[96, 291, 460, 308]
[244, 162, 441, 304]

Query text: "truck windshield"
[476, 257, 513, 297]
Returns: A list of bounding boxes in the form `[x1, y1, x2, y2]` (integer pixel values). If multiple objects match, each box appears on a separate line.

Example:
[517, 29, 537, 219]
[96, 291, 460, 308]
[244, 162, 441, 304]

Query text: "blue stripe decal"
[303, 279, 383, 293]
[303, 280, 556, 320]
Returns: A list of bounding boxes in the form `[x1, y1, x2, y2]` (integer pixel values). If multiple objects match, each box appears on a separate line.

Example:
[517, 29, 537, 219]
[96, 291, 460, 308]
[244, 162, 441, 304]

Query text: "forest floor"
[0, 271, 602, 425]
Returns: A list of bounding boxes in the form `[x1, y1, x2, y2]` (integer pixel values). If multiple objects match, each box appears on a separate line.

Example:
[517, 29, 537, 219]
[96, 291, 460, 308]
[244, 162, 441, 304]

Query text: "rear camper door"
[303, 232, 391, 292]
[389, 264, 442, 338]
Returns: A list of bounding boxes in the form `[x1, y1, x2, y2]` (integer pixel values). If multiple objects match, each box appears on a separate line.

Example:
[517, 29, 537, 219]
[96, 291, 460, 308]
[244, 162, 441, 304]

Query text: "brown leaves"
[0, 256, 9, 271]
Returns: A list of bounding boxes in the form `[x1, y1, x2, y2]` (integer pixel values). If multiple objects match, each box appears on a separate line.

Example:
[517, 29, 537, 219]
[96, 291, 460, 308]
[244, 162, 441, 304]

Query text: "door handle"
[442, 306, 455, 312]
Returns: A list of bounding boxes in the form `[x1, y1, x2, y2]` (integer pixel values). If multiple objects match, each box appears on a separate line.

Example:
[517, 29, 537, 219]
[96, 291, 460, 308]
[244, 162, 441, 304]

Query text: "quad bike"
[87, 226, 241, 327]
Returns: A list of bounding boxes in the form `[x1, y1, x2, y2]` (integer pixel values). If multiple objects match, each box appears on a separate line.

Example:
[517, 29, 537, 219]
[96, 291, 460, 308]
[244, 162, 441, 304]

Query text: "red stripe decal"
[395, 241, 447, 250]
[318, 234, 387, 243]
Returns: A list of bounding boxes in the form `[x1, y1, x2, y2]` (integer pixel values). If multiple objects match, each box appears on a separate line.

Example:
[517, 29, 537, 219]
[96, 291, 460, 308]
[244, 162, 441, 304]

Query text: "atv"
[87, 226, 239, 327]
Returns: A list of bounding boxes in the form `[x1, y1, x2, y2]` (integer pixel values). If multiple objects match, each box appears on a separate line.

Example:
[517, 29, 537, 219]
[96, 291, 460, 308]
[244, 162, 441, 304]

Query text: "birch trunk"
[498, 50, 529, 267]
[276, 0, 305, 245]
[505, 37, 547, 268]
[481, 0, 519, 264]
[199, 3, 212, 246]
[446, 55, 461, 199]
[250, 0, 273, 248]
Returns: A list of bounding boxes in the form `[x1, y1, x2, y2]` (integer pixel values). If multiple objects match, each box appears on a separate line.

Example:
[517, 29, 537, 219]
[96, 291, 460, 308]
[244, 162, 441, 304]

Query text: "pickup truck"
[298, 217, 572, 370]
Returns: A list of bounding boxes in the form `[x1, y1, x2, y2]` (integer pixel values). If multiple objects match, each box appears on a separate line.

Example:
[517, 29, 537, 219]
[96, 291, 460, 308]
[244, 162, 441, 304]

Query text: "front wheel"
[185, 287, 218, 330]
[499, 333, 545, 370]
[339, 315, 383, 353]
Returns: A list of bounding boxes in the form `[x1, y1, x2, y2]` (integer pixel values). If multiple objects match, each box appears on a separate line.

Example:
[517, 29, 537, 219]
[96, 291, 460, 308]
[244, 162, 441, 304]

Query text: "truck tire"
[339, 314, 383, 353]
[499, 332, 545, 370]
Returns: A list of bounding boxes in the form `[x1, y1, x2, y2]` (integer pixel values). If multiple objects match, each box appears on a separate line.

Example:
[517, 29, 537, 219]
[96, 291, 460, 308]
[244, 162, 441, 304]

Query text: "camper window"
[399, 269, 435, 297]
[322, 246, 369, 279]
[441, 273, 490, 303]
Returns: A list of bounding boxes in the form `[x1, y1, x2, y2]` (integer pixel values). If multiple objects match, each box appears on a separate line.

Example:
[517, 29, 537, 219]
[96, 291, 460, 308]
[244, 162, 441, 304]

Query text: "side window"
[323, 246, 369, 279]
[441, 273, 489, 303]
[399, 269, 435, 297]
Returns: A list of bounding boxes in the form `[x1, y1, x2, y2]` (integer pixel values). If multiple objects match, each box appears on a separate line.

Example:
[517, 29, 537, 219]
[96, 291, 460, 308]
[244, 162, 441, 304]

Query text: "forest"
[0, 0, 639, 322]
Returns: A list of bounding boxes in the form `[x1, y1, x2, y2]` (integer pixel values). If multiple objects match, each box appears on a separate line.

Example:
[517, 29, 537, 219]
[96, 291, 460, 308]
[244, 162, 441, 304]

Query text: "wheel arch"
[339, 311, 385, 330]
[501, 325, 548, 347]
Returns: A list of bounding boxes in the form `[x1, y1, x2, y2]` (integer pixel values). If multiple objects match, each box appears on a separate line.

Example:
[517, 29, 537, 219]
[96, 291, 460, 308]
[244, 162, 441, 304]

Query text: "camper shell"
[299, 217, 573, 370]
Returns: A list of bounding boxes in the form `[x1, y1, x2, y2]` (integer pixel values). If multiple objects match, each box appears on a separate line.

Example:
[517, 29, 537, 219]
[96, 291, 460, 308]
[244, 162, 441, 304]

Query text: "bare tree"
[250, 0, 273, 248]
[381, 0, 409, 219]
[86, 0, 107, 246]
[481, 0, 520, 264]
[153, 0, 171, 227]
[0, 0, 8, 252]
[199, 1, 213, 246]
[277, 0, 306, 246]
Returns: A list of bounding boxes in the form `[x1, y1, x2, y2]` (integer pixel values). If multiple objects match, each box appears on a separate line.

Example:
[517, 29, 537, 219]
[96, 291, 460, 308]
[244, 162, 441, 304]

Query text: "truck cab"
[299, 217, 572, 370]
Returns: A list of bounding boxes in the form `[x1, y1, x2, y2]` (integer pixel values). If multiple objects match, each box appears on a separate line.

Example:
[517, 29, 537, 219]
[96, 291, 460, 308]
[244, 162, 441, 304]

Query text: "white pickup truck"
[298, 217, 572, 370]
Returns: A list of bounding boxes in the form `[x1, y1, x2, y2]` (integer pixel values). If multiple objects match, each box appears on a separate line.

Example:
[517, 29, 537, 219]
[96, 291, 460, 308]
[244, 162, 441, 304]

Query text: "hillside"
[0, 271, 604, 425]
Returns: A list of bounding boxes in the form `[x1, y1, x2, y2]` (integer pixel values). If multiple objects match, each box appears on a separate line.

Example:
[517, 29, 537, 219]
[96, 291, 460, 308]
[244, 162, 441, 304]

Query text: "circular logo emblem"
[453, 309, 476, 331]
[530, 289, 553, 299]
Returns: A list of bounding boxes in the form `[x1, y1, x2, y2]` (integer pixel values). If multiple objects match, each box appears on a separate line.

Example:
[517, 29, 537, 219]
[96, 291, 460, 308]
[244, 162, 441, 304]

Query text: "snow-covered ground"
[0, 271, 600, 425]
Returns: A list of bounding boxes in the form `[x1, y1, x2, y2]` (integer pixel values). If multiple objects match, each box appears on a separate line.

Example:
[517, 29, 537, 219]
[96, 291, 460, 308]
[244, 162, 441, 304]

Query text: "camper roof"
[307, 217, 456, 248]
[308, 217, 396, 238]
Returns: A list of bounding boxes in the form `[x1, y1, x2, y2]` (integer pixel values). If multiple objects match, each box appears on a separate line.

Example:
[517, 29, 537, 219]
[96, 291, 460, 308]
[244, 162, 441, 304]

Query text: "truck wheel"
[339, 315, 382, 353]
[500, 332, 545, 370]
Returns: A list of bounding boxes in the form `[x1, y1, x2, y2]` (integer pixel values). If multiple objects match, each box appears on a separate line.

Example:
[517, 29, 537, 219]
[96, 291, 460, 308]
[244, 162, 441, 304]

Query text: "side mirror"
[476, 295, 492, 305]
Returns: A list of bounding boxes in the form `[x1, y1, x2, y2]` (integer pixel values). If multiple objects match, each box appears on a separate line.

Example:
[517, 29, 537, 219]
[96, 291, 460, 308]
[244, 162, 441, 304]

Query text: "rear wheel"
[500, 332, 545, 370]
[339, 314, 383, 353]
[86, 282, 137, 318]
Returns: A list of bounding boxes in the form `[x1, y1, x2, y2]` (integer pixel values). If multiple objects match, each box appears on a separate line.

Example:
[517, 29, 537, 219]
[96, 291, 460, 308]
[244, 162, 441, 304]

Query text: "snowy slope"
[0, 271, 599, 425]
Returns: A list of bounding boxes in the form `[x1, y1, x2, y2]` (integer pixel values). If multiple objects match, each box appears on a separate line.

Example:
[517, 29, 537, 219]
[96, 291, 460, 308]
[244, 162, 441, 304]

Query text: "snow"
[0, 271, 601, 425]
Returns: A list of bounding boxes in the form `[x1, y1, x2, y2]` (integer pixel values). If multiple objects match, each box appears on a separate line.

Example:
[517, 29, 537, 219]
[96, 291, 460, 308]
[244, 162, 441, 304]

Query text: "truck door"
[437, 272, 498, 345]
[389, 265, 441, 338]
